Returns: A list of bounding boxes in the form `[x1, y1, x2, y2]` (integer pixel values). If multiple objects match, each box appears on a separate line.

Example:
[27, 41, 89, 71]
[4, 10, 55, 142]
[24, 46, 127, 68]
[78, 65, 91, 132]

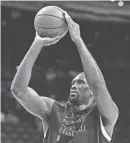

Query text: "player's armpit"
[11, 87, 54, 120]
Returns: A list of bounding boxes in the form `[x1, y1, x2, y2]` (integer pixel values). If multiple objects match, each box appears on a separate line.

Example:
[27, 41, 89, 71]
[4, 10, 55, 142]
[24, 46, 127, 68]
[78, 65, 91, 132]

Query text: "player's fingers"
[64, 11, 71, 25]
[64, 12, 76, 28]
[52, 35, 61, 41]
[46, 35, 61, 44]
[35, 32, 43, 40]
[35, 32, 39, 38]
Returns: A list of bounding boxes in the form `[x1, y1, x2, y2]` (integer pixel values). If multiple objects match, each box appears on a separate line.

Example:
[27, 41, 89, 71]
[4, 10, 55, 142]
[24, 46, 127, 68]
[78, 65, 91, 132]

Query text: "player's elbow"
[11, 79, 18, 92]
[10, 86, 19, 98]
[11, 83, 16, 93]
[10, 84, 26, 99]
[102, 102, 119, 125]
[108, 102, 119, 125]
[11, 86, 18, 95]
[113, 103, 119, 121]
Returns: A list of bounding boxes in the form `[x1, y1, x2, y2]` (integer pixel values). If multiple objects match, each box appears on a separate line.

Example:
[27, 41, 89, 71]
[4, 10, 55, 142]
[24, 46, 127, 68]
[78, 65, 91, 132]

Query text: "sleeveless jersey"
[43, 101, 112, 143]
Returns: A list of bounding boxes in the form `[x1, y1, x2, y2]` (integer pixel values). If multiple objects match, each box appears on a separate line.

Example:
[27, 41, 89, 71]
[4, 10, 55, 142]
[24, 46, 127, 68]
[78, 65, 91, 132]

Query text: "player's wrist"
[34, 36, 45, 47]
[73, 36, 82, 44]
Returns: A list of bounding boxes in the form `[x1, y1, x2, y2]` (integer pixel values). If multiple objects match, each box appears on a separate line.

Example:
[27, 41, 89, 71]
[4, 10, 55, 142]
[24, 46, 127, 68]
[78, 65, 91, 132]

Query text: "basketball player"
[11, 11, 119, 143]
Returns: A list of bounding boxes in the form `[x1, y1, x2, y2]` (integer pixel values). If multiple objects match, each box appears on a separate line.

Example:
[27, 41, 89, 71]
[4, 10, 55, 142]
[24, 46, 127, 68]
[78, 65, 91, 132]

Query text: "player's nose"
[71, 83, 77, 90]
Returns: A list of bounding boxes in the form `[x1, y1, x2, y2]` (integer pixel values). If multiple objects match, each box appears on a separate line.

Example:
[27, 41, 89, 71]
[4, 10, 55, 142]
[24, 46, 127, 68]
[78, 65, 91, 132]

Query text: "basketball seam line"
[34, 24, 67, 29]
[36, 14, 65, 22]
[53, 6, 64, 13]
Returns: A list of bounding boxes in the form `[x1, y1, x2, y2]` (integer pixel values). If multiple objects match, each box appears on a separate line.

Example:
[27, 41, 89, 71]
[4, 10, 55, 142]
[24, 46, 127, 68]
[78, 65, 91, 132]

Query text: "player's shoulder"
[53, 100, 66, 109]
[50, 100, 67, 115]
[41, 97, 66, 112]
[41, 96, 55, 103]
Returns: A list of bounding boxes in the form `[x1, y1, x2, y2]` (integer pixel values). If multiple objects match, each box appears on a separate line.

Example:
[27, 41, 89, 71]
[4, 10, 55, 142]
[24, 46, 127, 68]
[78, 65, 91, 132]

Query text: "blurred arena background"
[1, 1, 130, 143]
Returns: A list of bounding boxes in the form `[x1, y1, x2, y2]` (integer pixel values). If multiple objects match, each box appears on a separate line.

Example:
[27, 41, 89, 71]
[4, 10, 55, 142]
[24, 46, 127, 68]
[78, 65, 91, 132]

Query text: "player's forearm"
[11, 39, 43, 95]
[75, 37, 106, 87]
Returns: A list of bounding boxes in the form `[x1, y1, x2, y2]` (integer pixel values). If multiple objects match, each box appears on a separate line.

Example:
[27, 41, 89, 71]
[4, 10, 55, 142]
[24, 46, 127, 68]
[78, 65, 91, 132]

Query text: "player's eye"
[77, 80, 85, 84]
[71, 81, 75, 85]
[71, 79, 85, 85]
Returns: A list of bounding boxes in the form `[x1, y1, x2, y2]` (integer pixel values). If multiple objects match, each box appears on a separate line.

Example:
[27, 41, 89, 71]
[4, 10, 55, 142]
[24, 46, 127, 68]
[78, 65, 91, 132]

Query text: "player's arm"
[64, 12, 119, 130]
[10, 33, 65, 120]
[74, 36, 119, 126]
[11, 86, 54, 119]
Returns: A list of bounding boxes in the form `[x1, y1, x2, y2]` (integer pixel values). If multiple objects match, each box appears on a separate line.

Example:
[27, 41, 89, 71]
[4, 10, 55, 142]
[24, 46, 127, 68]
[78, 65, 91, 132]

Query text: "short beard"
[68, 94, 95, 108]
[68, 95, 80, 106]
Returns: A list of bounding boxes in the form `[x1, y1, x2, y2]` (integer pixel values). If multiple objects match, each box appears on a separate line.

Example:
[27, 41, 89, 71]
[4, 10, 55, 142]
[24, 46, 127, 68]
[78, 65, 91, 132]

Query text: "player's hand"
[35, 33, 61, 46]
[64, 11, 81, 42]
[35, 28, 68, 46]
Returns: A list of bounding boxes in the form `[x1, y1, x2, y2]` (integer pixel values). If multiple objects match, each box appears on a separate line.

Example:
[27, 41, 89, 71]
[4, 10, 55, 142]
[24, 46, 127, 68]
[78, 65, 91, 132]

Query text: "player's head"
[68, 72, 95, 108]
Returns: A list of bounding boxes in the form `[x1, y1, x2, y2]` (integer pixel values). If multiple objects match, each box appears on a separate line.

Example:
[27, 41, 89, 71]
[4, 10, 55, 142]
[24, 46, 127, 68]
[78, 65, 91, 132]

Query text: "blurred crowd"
[1, 3, 130, 143]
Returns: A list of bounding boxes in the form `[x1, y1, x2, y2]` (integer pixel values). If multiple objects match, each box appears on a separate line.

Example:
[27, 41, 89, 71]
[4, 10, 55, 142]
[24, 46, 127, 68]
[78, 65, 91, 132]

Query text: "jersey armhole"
[44, 101, 65, 138]
[100, 116, 112, 142]
[42, 98, 55, 138]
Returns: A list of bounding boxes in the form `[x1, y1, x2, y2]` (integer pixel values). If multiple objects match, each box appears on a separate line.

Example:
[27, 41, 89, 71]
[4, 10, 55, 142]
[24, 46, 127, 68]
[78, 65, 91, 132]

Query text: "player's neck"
[78, 104, 88, 110]
[78, 99, 95, 111]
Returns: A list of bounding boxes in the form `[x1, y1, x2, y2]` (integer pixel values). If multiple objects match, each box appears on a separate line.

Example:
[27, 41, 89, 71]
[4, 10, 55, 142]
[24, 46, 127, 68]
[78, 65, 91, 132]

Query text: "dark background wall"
[1, 1, 130, 143]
